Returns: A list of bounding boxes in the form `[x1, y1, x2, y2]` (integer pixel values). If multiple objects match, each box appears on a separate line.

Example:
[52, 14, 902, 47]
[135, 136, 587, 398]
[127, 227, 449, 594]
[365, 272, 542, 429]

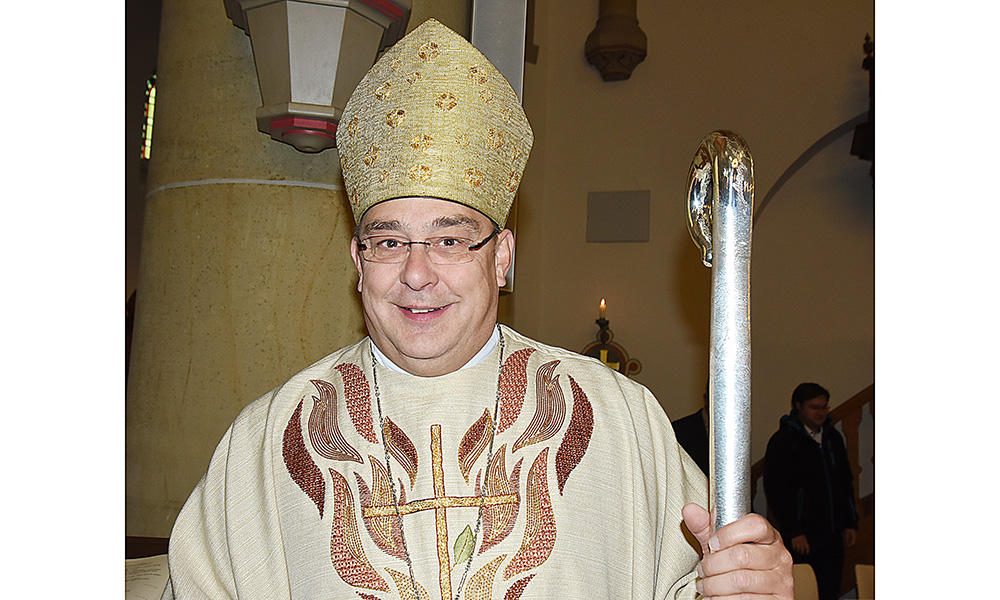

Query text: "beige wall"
[505, 0, 874, 464]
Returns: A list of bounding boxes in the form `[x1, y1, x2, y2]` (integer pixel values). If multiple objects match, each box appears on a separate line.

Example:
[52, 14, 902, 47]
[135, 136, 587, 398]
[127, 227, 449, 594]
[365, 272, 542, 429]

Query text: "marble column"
[127, 0, 363, 537]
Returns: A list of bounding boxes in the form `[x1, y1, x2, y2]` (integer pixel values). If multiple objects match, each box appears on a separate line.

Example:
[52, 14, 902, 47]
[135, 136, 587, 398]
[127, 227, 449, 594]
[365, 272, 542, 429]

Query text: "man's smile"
[397, 304, 451, 319]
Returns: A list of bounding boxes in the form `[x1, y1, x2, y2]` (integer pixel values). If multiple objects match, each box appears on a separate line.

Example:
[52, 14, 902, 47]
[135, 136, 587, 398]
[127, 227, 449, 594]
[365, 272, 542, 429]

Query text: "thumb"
[682, 503, 716, 555]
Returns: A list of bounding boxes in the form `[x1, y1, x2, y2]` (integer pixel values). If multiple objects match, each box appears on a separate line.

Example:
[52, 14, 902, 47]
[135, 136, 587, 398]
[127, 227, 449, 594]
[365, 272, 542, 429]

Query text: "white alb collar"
[371, 325, 500, 376]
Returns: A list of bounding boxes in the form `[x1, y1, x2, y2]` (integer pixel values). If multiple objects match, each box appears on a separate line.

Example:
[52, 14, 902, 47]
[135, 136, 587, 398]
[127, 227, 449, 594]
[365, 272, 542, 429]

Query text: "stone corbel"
[584, 0, 647, 82]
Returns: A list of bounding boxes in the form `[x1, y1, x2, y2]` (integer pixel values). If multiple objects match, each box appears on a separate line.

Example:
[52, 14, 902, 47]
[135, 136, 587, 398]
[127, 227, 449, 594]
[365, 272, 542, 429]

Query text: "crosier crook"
[686, 131, 754, 531]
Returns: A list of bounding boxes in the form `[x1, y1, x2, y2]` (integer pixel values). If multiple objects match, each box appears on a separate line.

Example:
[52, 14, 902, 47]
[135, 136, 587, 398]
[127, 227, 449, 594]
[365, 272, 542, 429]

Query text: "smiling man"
[350, 198, 511, 377]
[162, 19, 792, 600]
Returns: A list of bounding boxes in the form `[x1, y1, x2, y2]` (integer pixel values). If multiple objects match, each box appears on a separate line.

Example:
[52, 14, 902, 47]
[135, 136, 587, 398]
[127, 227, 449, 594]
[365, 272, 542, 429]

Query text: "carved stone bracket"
[584, 0, 647, 81]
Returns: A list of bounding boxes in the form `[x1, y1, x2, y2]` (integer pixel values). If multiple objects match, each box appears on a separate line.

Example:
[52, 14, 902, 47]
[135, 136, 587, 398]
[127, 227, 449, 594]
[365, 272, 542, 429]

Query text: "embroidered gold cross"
[360, 424, 517, 600]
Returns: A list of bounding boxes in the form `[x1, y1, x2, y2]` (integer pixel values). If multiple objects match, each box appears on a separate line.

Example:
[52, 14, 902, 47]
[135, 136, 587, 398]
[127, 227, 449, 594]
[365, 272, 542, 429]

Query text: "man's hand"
[682, 503, 793, 599]
[790, 534, 810, 555]
[843, 528, 857, 548]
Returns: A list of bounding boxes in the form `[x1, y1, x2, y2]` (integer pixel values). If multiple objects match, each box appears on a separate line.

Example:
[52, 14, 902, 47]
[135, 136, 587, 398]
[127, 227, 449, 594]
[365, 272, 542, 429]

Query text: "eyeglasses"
[357, 228, 499, 264]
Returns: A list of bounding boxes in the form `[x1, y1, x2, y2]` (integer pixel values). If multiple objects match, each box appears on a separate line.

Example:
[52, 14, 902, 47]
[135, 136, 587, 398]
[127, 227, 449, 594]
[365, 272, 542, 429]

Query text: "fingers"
[843, 528, 857, 548]
[712, 513, 781, 548]
[681, 503, 713, 554]
[696, 556, 793, 599]
[791, 535, 809, 555]
[694, 513, 794, 599]
[700, 530, 788, 575]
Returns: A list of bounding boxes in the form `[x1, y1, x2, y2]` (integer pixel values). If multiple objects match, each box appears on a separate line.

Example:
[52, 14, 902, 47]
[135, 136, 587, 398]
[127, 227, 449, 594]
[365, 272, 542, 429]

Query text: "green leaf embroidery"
[453, 524, 475, 566]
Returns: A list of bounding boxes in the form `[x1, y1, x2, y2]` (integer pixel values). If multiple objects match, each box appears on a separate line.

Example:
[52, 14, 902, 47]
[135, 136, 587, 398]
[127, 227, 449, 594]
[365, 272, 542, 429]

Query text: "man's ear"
[350, 237, 364, 292]
[495, 229, 514, 287]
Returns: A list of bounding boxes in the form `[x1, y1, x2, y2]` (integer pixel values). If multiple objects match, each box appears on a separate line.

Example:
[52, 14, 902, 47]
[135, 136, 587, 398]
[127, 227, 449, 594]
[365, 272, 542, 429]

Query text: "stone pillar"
[125, 0, 368, 537]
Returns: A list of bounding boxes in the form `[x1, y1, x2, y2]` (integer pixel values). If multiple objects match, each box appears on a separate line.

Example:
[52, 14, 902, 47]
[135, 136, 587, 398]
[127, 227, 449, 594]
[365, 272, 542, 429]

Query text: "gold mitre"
[337, 18, 533, 226]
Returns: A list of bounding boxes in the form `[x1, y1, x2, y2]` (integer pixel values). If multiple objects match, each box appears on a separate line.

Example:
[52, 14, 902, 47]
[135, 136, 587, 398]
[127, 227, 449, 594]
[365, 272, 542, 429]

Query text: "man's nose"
[399, 242, 439, 289]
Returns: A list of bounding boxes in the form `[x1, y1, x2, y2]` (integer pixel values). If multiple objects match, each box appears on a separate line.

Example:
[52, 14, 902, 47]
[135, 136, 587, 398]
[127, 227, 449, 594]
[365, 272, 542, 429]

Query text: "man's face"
[795, 395, 830, 432]
[350, 197, 513, 377]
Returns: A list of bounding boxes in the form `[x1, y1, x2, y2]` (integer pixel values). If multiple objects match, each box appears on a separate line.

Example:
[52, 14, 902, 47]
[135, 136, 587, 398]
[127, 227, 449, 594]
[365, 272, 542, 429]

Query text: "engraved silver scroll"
[685, 130, 754, 530]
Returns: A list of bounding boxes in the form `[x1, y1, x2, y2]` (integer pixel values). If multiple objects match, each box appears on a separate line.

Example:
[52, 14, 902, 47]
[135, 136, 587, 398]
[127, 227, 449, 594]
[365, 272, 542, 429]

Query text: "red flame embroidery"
[334, 363, 379, 444]
[477, 445, 523, 554]
[282, 400, 325, 517]
[504, 448, 556, 580]
[459, 409, 493, 483]
[308, 379, 362, 463]
[512, 361, 565, 452]
[330, 469, 389, 591]
[497, 348, 535, 434]
[555, 375, 594, 495]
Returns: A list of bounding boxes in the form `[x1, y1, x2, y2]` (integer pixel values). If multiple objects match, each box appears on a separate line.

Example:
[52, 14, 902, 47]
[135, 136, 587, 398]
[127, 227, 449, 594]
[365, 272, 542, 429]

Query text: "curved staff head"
[685, 130, 755, 530]
[686, 130, 754, 266]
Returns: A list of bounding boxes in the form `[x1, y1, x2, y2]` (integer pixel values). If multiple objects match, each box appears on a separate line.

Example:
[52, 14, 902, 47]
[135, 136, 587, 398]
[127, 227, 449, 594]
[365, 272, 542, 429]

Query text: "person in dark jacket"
[764, 382, 858, 600]
[672, 381, 710, 476]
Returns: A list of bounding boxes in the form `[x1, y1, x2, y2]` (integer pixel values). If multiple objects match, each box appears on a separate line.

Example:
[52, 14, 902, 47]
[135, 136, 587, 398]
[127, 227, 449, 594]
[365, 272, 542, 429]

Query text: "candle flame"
[600, 298, 606, 310]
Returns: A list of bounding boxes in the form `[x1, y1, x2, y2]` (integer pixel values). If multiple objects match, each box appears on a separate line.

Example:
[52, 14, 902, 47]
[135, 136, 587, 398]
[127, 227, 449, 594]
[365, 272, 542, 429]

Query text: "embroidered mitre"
[337, 18, 533, 226]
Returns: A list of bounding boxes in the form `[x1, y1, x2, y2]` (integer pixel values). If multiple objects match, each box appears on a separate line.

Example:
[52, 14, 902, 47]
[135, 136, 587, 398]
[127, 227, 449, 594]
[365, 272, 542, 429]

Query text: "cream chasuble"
[163, 326, 707, 599]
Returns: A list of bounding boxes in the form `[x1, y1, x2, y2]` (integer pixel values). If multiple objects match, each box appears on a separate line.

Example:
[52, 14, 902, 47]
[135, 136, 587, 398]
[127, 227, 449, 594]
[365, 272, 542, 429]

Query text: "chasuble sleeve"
[163, 391, 293, 600]
[633, 386, 708, 599]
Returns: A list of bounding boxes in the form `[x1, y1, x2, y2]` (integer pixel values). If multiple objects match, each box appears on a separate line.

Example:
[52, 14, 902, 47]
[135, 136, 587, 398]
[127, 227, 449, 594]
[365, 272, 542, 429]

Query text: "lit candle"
[600, 298, 606, 320]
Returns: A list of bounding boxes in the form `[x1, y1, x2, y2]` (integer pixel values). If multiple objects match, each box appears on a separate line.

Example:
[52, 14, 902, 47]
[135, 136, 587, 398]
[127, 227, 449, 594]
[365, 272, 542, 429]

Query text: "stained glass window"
[141, 73, 156, 160]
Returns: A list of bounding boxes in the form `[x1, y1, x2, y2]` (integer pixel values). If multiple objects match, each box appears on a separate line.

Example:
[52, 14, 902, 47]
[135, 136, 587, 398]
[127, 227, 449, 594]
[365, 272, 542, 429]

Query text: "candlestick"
[599, 298, 606, 320]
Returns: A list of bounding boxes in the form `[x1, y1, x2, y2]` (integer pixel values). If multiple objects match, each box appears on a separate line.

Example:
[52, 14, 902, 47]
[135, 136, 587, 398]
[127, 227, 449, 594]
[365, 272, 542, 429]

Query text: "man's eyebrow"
[360, 215, 482, 237]
[361, 220, 403, 236]
[431, 215, 482, 232]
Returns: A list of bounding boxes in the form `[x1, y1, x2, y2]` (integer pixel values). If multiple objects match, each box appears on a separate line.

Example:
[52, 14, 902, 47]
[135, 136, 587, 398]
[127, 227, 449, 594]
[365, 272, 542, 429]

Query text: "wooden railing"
[749, 383, 874, 595]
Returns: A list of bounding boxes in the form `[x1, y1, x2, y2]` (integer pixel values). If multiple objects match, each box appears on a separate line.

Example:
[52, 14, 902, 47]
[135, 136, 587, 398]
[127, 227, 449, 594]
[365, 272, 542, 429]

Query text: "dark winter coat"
[672, 409, 710, 476]
[763, 413, 858, 541]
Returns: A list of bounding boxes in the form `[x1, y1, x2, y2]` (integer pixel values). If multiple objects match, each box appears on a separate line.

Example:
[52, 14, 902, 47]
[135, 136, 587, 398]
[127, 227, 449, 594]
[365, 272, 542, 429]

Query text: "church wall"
[507, 0, 874, 465]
